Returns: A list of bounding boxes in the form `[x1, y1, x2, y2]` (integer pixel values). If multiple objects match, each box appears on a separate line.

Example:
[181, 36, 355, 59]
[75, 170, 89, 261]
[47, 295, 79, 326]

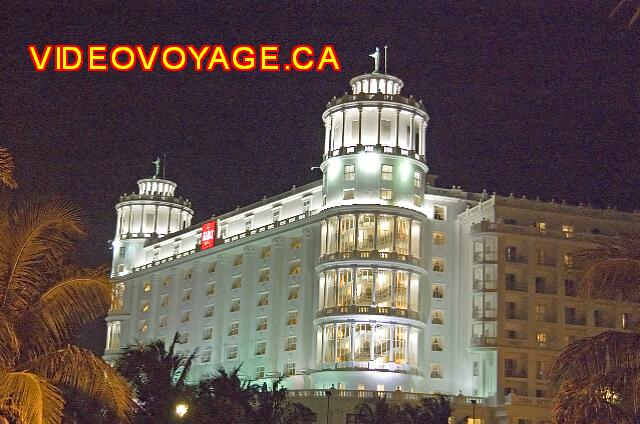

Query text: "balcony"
[505, 255, 527, 264]
[535, 282, 557, 295]
[505, 338, 527, 348]
[506, 280, 528, 292]
[316, 361, 419, 375]
[317, 305, 420, 321]
[504, 394, 551, 407]
[506, 311, 528, 320]
[473, 279, 497, 291]
[322, 143, 425, 163]
[566, 316, 586, 326]
[536, 257, 557, 267]
[470, 220, 611, 244]
[505, 369, 528, 379]
[470, 336, 497, 347]
[320, 250, 422, 267]
[473, 308, 497, 320]
[473, 252, 498, 263]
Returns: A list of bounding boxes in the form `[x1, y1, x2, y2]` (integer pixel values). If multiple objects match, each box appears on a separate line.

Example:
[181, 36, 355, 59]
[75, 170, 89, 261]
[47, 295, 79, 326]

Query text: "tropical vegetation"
[0, 146, 133, 423]
[550, 231, 640, 423]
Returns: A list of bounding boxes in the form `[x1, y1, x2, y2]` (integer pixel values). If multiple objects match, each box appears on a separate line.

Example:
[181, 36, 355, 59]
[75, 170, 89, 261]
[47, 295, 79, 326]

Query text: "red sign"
[200, 221, 217, 250]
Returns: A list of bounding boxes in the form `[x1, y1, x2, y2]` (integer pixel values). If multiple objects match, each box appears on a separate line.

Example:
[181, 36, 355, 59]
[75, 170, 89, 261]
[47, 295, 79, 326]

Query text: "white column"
[341, 110, 346, 149]
[358, 107, 363, 146]
[127, 205, 133, 234]
[376, 107, 382, 146]
[395, 110, 400, 149]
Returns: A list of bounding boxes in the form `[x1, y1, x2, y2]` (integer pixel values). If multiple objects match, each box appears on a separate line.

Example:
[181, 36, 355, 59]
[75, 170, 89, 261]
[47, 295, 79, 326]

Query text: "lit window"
[562, 224, 574, 238]
[202, 327, 213, 340]
[285, 336, 297, 351]
[272, 208, 281, 223]
[376, 384, 385, 392]
[182, 289, 192, 302]
[288, 285, 299, 301]
[159, 315, 168, 328]
[233, 254, 243, 267]
[285, 362, 296, 376]
[259, 268, 270, 282]
[431, 337, 443, 352]
[343, 189, 355, 200]
[209, 261, 217, 273]
[381, 164, 393, 180]
[141, 301, 150, 313]
[230, 298, 240, 312]
[287, 310, 298, 326]
[622, 313, 630, 329]
[119, 246, 126, 257]
[227, 345, 238, 360]
[433, 205, 446, 220]
[536, 332, 547, 343]
[161, 294, 170, 307]
[431, 310, 444, 325]
[413, 194, 422, 207]
[138, 320, 148, 332]
[256, 366, 265, 379]
[258, 292, 269, 307]
[432, 283, 444, 299]
[291, 237, 301, 250]
[564, 253, 574, 268]
[162, 276, 171, 287]
[143, 282, 152, 292]
[430, 364, 443, 379]
[255, 341, 267, 356]
[206, 282, 216, 296]
[432, 258, 445, 272]
[261, 246, 272, 258]
[184, 269, 192, 280]
[204, 304, 214, 318]
[181, 310, 190, 323]
[117, 264, 125, 274]
[414, 171, 421, 188]
[289, 260, 301, 276]
[344, 164, 355, 181]
[110, 283, 125, 312]
[228, 321, 239, 336]
[357, 384, 366, 391]
[201, 350, 211, 363]
[433, 232, 446, 246]
[256, 316, 268, 331]
[536, 222, 546, 232]
[231, 276, 242, 289]
[380, 188, 393, 200]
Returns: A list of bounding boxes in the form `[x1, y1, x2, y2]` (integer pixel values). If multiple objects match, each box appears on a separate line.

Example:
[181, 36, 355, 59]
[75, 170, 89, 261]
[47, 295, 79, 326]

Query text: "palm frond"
[0, 198, 85, 315]
[0, 147, 17, 189]
[20, 346, 133, 423]
[550, 331, 640, 383]
[0, 315, 20, 367]
[0, 370, 64, 424]
[18, 269, 111, 354]
[576, 232, 640, 303]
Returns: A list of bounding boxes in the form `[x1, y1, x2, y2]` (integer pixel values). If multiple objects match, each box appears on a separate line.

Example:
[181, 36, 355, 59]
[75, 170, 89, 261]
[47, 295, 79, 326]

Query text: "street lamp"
[175, 403, 189, 421]
[470, 399, 477, 423]
[325, 385, 335, 424]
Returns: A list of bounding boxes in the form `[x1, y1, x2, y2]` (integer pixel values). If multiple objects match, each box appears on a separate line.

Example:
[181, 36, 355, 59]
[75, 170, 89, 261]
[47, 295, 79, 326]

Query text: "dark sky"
[3, 1, 640, 271]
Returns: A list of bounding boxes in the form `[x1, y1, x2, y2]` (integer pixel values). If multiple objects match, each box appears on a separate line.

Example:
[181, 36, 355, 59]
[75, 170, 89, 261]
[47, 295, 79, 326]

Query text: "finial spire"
[369, 47, 380, 73]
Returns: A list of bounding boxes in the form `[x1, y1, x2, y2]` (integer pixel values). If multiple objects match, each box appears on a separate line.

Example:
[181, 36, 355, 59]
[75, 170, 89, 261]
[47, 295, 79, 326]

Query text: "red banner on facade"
[200, 221, 217, 250]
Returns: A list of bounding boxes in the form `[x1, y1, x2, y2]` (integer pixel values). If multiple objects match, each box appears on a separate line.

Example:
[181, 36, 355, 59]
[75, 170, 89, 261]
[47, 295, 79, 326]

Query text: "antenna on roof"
[162, 153, 167, 179]
[384, 45, 388, 74]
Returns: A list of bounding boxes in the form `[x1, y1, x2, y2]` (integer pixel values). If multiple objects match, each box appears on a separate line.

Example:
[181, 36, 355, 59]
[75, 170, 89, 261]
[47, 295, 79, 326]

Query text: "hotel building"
[104, 67, 639, 424]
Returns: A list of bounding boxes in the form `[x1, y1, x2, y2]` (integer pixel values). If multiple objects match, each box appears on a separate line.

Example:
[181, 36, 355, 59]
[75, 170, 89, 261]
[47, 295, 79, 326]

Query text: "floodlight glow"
[358, 152, 380, 173]
[175, 403, 189, 418]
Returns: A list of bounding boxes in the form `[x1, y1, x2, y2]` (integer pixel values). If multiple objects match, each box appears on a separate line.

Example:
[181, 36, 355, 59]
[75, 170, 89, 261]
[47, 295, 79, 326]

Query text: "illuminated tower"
[110, 160, 194, 277]
[312, 54, 431, 391]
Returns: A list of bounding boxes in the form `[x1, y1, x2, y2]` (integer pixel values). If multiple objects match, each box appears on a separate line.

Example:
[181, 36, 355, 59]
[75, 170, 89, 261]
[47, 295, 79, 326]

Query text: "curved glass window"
[322, 213, 422, 258]
[319, 268, 420, 311]
[317, 322, 418, 368]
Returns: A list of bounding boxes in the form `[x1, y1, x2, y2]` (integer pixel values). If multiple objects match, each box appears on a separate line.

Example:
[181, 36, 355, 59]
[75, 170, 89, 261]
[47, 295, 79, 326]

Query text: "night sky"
[3, 3, 639, 268]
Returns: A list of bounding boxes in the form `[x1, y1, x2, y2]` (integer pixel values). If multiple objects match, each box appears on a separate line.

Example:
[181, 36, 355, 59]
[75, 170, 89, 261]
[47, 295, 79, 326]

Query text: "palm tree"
[116, 334, 196, 423]
[550, 231, 640, 423]
[250, 378, 316, 424]
[0, 195, 133, 423]
[610, 0, 640, 27]
[0, 146, 17, 189]
[404, 395, 452, 424]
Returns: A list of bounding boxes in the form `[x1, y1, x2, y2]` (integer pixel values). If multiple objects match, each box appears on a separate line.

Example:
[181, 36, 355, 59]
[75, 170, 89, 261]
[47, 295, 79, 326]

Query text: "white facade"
[105, 71, 640, 424]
